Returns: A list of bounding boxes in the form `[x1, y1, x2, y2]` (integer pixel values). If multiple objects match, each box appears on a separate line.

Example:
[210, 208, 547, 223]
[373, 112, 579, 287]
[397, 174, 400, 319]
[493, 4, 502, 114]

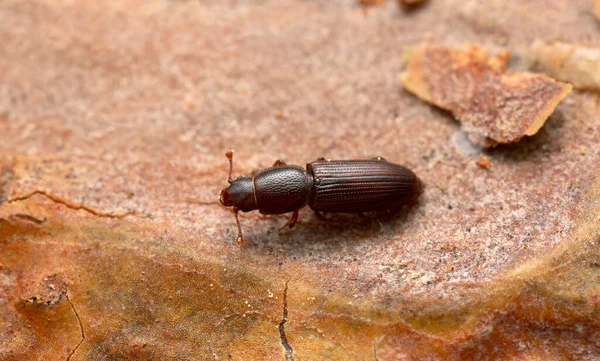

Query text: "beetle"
[219, 151, 423, 245]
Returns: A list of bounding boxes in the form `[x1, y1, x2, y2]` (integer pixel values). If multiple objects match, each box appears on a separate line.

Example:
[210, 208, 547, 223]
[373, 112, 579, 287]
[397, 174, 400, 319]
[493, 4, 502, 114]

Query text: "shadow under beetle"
[219, 151, 423, 245]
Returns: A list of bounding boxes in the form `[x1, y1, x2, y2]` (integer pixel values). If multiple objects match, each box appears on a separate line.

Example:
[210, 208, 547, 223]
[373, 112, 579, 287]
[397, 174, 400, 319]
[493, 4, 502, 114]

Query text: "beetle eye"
[220, 188, 233, 206]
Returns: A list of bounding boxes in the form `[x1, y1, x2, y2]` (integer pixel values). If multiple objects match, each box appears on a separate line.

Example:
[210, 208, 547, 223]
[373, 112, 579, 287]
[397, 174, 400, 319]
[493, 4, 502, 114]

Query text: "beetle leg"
[314, 211, 330, 221]
[288, 210, 298, 229]
[233, 207, 244, 245]
[278, 210, 299, 231]
[273, 159, 287, 167]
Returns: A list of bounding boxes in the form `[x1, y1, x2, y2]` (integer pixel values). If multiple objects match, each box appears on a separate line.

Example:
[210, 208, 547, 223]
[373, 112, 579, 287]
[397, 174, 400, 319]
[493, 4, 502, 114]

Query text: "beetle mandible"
[219, 151, 423, 245]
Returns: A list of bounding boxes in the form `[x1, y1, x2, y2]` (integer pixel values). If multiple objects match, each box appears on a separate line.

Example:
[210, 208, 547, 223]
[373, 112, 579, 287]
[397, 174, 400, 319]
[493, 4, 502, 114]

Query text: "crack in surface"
[12, 213, 46, 224]
[9, 190, 134, 218]
[373, 338, 379, 361]
[278, 281, 294, 361]
[65, 294, 85, 361]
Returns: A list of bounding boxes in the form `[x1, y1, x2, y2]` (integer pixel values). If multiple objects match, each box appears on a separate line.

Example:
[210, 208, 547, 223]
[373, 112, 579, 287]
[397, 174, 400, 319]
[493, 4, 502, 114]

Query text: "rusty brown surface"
[1, 1, 600, 360]
[400, 44, 573, 145]
[359, 0, 385, 6]
[526, 41, 600, 91]
[595, 0, 600, 21]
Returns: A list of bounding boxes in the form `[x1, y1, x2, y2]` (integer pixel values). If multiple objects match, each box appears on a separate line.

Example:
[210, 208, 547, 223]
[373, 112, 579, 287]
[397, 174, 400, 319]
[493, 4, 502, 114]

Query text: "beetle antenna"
[226, 150, 234, 184]
[233, 207, 244, 245]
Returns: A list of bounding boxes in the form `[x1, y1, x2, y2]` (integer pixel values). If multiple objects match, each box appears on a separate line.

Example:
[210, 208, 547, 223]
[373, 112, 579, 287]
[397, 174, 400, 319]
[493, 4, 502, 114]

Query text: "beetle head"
[219, 187, 233, 207]
[219, 151, 257, 246]
[219, 151, 257, 212]
[220, 177, 257, 212]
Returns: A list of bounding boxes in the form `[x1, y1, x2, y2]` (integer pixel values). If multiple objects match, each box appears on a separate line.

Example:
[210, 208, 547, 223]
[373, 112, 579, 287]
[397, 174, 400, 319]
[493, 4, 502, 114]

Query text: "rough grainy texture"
[0, 0, 599, 360]
[400, 44, 573, 145]
[526, 41, 600, 91]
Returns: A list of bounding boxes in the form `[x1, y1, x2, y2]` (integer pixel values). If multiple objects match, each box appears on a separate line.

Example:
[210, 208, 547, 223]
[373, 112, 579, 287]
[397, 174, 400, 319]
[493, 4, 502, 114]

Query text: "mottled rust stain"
[0, 210, 287, 360]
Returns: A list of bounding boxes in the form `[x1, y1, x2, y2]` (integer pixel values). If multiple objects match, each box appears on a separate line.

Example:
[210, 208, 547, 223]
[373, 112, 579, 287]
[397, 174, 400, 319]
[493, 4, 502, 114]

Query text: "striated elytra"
[219, 151, 423, 245]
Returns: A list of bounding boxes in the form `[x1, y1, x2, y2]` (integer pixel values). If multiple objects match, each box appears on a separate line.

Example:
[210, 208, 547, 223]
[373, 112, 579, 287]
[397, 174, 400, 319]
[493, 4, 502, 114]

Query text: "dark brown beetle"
[219, 151, 423, 245]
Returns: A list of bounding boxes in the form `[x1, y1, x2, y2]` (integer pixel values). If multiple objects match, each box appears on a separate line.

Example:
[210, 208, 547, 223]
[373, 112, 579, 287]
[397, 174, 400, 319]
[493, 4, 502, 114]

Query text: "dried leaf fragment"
[526, 41, 600, 91]
[400, 44, 572, 145]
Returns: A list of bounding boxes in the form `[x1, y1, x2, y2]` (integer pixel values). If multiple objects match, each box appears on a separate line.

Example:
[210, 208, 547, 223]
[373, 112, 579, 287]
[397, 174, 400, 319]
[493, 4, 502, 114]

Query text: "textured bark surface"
[526, 41, 600, 91]
[400, 44, 573, 144]
[1, 1, 600, 360]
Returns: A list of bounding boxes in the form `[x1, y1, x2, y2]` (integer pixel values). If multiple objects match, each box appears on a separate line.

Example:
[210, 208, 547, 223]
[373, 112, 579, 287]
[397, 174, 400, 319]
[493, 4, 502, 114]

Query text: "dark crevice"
[373, 338, 379, 361]
[65, 294, 85, 361]
[13, 213, 46, 224]
[9, 190, 134, 218]
[278, 280, 294, 361]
